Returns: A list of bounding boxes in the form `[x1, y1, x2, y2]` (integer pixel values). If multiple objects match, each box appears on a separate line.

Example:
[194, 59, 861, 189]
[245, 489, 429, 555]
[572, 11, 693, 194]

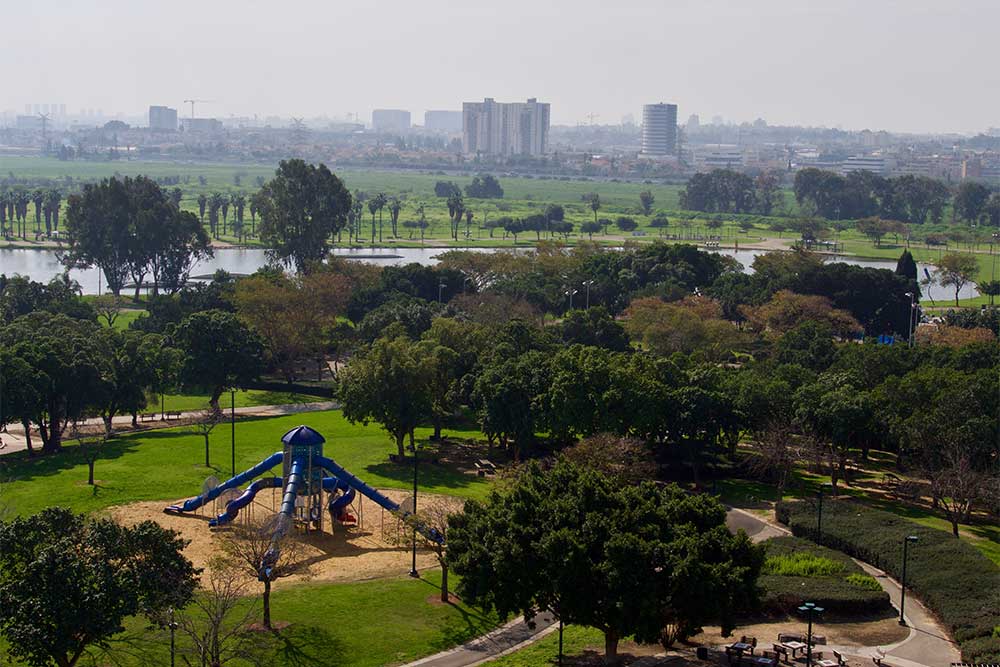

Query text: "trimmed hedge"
[777, 499, 1000, 663]
[759, 537, 891, 615]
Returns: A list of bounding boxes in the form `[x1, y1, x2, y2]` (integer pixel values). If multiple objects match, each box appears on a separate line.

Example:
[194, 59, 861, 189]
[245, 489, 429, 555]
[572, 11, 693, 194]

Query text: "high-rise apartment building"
[462, 98, 550, 156]
[641, 103, 678, 156]
[372, 109, 411, 132]
[149, 105, 178, 131]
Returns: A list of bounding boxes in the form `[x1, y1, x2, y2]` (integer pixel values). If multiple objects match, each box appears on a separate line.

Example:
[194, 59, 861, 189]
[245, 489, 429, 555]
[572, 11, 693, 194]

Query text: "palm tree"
[47, 189, 62, 232]
[388, 197, 404, 238]
[197, 193, 208, 224]
[367, 198, 379, 244]
[31, 190, 44, 235]
[374, 193, 388, 243]
[447, 192, 464, 241]
[231, 193, 246, 243]
[209, 193, 225, 238]
[589, 194, 601, 225]
[221, 197, 230, 236]
[0, 191, 8, 237]
[15, 190, 30, 238]
[169, 187, 183, 208]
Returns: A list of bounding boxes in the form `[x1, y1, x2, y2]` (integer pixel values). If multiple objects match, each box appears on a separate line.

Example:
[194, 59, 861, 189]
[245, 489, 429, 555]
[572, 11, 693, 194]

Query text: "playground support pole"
[409, 444, 419, 577]
[230, 389, 236, 478]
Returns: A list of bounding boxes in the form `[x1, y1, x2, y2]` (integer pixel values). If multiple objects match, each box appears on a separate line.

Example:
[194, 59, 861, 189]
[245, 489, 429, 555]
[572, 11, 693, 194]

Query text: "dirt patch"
[108, 488, 462, 589]
[426, 593, 463, 606]
[690, 613, 908, 650]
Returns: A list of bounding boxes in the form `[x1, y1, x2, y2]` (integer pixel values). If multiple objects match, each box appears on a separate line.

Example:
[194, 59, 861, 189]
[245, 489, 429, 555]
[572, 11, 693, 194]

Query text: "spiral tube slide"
[165, 452, 284, 514]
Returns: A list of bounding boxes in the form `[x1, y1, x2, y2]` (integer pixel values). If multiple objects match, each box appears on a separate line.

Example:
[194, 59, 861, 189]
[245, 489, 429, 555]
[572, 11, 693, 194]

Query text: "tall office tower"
[371, 109, 411, 132]
[461, 98, 550, 156]
[641, 103, 678, 156]
[149, 105, 178, 130]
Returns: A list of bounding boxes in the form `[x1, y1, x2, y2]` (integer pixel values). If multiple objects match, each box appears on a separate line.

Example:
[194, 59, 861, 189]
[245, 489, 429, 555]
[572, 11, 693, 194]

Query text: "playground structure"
[165, 425, 439, 576]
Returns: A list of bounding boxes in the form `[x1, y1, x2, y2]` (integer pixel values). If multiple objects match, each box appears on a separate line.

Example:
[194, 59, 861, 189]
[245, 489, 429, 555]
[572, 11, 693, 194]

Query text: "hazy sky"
[4, 0, 998, 134]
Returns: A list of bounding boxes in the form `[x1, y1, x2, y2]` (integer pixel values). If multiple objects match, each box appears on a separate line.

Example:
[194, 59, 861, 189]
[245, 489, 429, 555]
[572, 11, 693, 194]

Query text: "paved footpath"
[0, 401, 339, 455]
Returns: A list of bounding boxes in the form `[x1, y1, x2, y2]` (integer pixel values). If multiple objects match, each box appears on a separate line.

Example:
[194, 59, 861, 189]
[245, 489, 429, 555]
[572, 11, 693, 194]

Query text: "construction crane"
[183, 99, 214, 118]
[37, 113, 50, 142]
[585, 112, 599, 126]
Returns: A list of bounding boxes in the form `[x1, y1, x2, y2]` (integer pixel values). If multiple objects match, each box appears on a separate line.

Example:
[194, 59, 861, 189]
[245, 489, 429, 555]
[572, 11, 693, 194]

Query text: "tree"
[197, 193, 208, 223]
[222, 517, 308, 629]
[388, 196, 404, 238]
[895, 249, 919, 297]
[562, 434, 657, 485]
[580, 219, 602, 239]
[954, 181, 992, 224]
[448, 462, 763, 659]
[0, 507, 197, 667]
[588, 193, 601, 224]
[339, 335, 432, 458]
[465, 174, 504, 198]
[63, 177, 137, 296]
[556, 306, 629, 351]
[193, 406, 223, 467]
[0, 312, 105, 454]
[936, 252, 980, 307]
[649, 214, 669, 236]
[856, 217, 897, 248]
[615, 216, 638, 232]
[434, 180, 461, 198]
[639, 190, 655, 215]
[470, 351, 551, 459]
[257, 159, 352, 272]
[743, 290, 863, 339]
[174, 310, 265, 409]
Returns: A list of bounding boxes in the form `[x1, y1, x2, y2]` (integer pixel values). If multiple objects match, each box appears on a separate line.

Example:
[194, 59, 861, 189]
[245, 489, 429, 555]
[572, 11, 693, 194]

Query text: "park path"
[725, 509, 960, 667]
[0, 400, 339, 455]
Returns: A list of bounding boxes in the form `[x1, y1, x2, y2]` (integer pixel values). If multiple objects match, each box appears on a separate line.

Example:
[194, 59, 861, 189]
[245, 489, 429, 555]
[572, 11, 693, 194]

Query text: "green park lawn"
[484, 625, 605, 666]
[0, 409, 490, 518]
[0, 569, 499, 667]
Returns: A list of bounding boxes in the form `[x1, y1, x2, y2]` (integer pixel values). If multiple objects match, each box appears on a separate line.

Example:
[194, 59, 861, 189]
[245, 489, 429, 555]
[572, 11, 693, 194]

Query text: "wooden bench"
[164, 411, 182, 421]
[772, 644, 790, 663]
[139, 412, 157, 422]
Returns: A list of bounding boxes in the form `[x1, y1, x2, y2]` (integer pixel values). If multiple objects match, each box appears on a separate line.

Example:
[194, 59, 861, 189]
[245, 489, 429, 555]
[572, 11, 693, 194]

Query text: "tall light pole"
[904, 292, 916, 347]
[798, 602, 824, 667]
[438, 282, 446, 303]
[169, 607, 177, 667]
[565, 289, 577, 310]
[899, 535, 918, 625]
[230, 389, 236, 478]
[409, 441, 419, 578]
[583, 280, 594, 309]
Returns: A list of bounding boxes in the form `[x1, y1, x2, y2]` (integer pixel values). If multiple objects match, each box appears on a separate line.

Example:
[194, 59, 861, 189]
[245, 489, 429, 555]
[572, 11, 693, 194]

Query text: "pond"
[0, 245, 979, 302]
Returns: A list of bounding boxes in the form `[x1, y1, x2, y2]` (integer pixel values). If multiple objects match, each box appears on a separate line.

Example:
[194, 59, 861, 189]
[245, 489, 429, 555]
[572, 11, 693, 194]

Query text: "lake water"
[0, 245, 978, 302]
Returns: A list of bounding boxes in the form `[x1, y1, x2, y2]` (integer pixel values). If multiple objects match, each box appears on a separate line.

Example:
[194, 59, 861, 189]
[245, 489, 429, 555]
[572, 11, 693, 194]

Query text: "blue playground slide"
[208, 477, 283, 527]
[165, 452, 284, 514]
[322, 477, 357, 522]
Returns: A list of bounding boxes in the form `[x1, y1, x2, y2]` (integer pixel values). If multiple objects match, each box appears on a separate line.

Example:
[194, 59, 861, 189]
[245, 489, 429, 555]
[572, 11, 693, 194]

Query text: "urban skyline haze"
[2, 0, 998, 135]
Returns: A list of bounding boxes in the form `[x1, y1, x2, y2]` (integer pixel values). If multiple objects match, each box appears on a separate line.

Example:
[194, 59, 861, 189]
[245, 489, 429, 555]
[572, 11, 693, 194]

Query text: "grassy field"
[484, 624, 604, 666]
[0, 569, 499, 667]
[0, 409, 490, 518]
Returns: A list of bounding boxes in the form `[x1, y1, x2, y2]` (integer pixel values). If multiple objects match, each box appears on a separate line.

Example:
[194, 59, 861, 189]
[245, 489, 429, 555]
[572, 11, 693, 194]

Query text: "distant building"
[149, 105, 178, 131]
[15, 115, 43, 131]
[686, 114, 700, 131]
[372, 109, 411, 132]
[462, 97, 550, 156]
[182, 118, 223, 133]
[693, 144, 744, 170]
[424, 110, 463, 132]
[841, 155, 893, 176]
[640, 103, 678, 156]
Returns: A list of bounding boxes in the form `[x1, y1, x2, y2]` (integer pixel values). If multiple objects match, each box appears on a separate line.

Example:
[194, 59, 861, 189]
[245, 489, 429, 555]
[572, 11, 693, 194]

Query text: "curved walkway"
[726, 509, 960, 667]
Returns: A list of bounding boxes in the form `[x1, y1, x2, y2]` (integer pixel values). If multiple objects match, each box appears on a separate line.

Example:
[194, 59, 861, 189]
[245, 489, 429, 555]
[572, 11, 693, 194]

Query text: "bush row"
[776, 499, 1000, 663]
[759, 537, 891, 616]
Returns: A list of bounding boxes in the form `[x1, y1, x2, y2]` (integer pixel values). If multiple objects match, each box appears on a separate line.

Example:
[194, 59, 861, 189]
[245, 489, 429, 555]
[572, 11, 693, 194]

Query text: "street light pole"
[409, 443, 419, 577]
[438, 282, 446, 303]
[816, 483, 831, 538]
[230, 389, 236, 478]
[904, 292, 916, 347]
[583, 280, 594, 309]
[169, 607, 177, 667]
[798, 602, 824, 667]
[899, 535, 918, 625]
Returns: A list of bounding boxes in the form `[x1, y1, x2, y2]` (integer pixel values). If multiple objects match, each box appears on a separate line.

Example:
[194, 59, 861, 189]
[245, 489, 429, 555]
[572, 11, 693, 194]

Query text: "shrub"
[845, 574, 882, 591]
[763, 553, 846, 577]
[776, 498, 1000, 663]
[758, 537, 890, 616]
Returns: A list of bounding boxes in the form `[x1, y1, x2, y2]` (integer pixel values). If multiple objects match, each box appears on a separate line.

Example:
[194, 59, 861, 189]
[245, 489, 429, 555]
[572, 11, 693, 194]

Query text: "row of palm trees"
[194, 192, 259, 242]
[0, 188, 63, 239]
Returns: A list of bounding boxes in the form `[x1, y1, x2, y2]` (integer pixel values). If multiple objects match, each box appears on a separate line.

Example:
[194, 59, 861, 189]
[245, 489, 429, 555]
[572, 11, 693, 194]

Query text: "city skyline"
[2, 0, 998, 135]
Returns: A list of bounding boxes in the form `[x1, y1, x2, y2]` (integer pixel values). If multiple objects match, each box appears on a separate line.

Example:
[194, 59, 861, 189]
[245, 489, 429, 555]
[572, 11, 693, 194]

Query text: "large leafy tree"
[0, 312, 105, 453]
[338, 334, 432, 458]
[935, 252, 980, 307]
[0, 508, 197, 667]
[257, 159, 352, 272]
[448, 461, 763, 659]
[63, 177, 135, 296]
[174, 309, 265, 409]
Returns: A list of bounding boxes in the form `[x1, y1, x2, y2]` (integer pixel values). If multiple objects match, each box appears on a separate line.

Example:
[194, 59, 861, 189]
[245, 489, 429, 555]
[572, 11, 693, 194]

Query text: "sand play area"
[109, 488, 462, 588]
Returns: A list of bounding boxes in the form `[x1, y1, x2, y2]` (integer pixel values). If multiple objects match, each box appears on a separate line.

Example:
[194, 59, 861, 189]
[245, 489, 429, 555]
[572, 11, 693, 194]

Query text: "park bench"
[164, 411, 182, 421]
[772, 644, 790, 662]
[139, 412, 157, 422]
[816, 650, 848, 667]
[475, 459, 498, 477]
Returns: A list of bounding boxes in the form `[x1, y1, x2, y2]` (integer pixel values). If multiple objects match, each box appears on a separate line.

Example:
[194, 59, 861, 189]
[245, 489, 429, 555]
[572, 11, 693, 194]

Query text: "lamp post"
[817, 482, 832, 538]
[798, 602, 824, 667]
[409, 442, 419, 577]
[230, 389, 236, 478]
[438, 282, 446, 303]
[899, 535, 918, 625]
[583, 280, 594, 309]
[169, 607, 177, 667]
[904, 292, 916, 348]
[565, 289, 577, 310]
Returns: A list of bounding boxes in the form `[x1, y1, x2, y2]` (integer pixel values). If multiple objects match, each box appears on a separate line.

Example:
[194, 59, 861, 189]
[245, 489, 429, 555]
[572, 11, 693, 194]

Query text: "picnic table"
[781, 641, 807, 658]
